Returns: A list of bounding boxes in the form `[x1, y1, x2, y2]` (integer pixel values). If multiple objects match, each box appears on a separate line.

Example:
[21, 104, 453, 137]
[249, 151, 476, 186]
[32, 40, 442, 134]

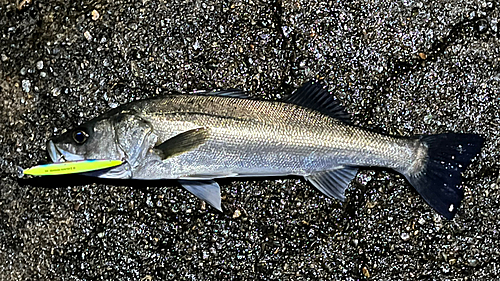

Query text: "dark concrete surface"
[0, 0, 499, 279]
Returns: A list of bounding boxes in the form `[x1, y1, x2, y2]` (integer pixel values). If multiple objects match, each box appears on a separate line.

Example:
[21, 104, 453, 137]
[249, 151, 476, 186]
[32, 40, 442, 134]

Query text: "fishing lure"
[19, 160, 123, 177]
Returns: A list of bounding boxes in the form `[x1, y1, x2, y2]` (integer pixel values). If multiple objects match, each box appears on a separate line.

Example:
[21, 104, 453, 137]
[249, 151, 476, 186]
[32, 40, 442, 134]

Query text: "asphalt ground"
[1, 0, 499, 280]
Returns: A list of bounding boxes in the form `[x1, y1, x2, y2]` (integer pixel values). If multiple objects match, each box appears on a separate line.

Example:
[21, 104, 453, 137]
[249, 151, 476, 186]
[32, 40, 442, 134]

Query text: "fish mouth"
[47, 140, 85, 163]
[47, 140, 132, 179]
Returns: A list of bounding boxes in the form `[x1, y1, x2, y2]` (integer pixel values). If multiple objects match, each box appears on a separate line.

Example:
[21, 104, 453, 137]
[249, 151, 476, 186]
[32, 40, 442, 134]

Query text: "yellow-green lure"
[20, 160, 123, 176]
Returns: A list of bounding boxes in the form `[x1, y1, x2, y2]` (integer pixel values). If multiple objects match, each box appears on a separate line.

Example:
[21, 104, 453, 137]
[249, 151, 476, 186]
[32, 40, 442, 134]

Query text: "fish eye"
[72, 130, 89, 144]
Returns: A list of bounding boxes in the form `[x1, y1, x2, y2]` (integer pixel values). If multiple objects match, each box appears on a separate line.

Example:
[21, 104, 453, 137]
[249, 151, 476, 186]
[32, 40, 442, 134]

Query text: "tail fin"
[405, 133, 484, 220]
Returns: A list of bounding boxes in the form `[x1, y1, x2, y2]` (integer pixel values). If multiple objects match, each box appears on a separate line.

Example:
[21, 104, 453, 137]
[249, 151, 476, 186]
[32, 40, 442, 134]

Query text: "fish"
[47, 81, 484, 219]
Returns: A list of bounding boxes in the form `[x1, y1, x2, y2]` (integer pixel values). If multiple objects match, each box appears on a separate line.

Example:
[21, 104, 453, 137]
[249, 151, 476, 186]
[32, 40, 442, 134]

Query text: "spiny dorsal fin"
[286, 81, 351, 123]
[154, 127, 210, 159]
[196, 89, 249, 99]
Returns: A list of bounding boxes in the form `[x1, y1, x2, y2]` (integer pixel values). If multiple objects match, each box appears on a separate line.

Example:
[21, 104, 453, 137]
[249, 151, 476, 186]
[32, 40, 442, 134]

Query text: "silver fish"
[47, 81, 484, 219]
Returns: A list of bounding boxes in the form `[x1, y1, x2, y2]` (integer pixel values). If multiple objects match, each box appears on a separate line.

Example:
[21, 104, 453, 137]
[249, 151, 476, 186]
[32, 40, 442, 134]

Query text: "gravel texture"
[1, 0, 499, 280]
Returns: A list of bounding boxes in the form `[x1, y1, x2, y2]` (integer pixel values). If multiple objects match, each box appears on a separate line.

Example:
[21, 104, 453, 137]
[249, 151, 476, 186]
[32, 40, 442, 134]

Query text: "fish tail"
[404, 133, 484, 219]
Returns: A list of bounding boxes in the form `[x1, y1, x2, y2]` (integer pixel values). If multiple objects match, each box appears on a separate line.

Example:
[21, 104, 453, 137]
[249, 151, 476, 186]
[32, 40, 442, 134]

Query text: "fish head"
[47, 110, 156, 179]
[47, 116, 131, 178]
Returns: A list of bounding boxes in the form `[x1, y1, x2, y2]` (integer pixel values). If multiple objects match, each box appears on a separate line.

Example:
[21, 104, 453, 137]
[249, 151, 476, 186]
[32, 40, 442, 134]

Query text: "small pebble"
[51, 87, 61, 97]
[21, 79, 31, 93]
[233, 209, 241, 219]
[418, 217, 426, 225]
[362, 266, 370, 277]
[193, 40, 200, 50]
[401, 232, 410, 241]
[84, 31, 92, 41]
[476, 19, 489, 34]
[92, 9, 100, 20]
[36, 60, 43, 70]
[468, 258, 479, 267]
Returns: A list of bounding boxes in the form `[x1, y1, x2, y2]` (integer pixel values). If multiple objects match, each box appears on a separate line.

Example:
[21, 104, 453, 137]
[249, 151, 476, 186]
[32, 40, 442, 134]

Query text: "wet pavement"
[1, 0, 499, 279]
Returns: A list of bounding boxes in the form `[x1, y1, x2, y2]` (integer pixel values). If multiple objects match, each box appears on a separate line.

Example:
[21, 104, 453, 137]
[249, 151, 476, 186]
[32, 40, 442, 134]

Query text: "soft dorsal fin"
[286, 81, 351, 123]
[154, 127, 210, 159]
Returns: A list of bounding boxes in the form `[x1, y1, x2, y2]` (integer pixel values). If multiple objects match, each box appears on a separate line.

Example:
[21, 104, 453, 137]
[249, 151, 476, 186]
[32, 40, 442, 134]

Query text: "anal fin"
[305, 167, 358, 201]
[178, 180, 222, 211]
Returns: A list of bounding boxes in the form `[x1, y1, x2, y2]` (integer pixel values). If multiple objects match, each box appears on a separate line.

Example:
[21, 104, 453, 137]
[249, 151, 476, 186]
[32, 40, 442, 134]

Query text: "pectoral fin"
[154, 127, 210, 159]
[305, 167, 358, 201]
[178, 180, 222, 211]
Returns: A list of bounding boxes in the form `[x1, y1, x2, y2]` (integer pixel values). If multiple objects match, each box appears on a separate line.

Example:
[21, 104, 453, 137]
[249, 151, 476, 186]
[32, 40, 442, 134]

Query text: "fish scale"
[134, 95, 417, 176]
